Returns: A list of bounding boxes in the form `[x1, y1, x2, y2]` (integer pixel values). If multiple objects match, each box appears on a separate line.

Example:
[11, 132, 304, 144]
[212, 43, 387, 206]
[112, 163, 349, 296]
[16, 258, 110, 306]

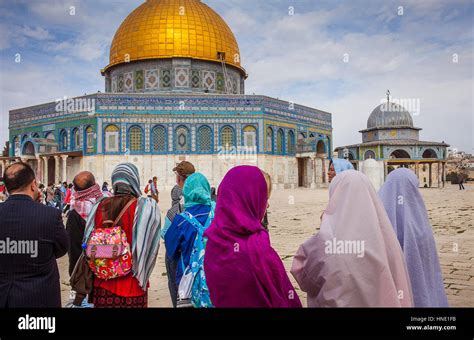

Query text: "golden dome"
[104, 0, 245, 74]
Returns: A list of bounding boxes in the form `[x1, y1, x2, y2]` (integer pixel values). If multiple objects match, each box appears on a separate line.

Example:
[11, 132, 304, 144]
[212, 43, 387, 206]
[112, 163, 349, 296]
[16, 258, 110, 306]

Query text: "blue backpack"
[180, 206, 214, 308]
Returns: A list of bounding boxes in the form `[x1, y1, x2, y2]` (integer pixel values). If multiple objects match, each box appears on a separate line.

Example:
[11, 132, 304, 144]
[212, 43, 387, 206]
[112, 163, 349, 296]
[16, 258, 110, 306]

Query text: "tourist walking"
[0, 162, 69, 307]
[102, 181, 110, 193]
[291, 170, 413, 307]
[379, 168, 448, 307]
[38, 183, 46, 204]
[66, 171, 111, 307]
[63, 183, 73, 214]
[83, 163, 161, 308]
[165, 172, 214, 307]
[53, 184, 63, 209]
[457, 172, 465, 190]
[0, 178, 6, 202]
[46, 183, 55, 207]
[144, 179, 152, 197]
[163, 161, 195, 307]
[204, 166, 302, 308]
[162, 185, 183, 238]
[150, 176, 159, 203]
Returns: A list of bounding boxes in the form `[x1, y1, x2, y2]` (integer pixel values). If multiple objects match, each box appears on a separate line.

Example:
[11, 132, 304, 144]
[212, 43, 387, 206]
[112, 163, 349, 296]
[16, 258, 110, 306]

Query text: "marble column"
[61, 155, 68, 182]
[437, 161, 441, 188]
[322, 157, 327, 184]
[429, 162, 432, 188]
[54, 156, 60, 184]
[36, 156, 42, 184]
[0, 160, 4, 177]
[310, 156, 316, 189]
[42, 157, 49, 185]
[441, 162, 446, 188]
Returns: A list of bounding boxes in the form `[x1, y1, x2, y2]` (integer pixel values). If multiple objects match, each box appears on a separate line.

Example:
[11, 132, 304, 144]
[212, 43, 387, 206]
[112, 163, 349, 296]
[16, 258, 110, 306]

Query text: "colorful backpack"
[85, 198, 135, 280]
[180, 206, 215, 308]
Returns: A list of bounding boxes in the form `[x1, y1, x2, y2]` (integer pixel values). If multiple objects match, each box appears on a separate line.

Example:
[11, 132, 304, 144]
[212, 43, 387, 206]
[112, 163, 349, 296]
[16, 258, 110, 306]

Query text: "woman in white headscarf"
[291, 170, 413, 307]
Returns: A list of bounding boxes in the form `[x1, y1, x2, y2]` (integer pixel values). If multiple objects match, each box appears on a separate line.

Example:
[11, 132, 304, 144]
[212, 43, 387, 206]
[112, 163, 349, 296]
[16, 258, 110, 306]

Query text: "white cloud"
[20, 25, 53, 40]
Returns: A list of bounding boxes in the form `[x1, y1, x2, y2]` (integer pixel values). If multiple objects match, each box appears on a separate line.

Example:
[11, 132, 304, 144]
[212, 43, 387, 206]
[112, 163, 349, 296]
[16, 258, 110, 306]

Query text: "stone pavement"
[59, 183, 474, 307]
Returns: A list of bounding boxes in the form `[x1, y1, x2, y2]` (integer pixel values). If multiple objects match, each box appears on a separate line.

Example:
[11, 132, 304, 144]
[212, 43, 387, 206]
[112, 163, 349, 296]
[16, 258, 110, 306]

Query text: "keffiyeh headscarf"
[84, 163, 161, 289]
[70, 183, 109, 220]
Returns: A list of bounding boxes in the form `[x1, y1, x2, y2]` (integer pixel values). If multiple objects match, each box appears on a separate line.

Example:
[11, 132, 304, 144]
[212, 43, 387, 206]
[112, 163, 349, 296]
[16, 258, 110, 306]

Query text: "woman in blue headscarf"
[328, 159, 354, 183]
[164, 172, 215, 307]
[379, 168, 448, 307]
[321, 159, 355, 220]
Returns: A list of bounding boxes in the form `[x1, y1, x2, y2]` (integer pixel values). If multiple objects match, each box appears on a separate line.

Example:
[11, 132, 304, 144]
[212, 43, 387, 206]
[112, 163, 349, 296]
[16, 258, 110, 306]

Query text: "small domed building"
[3, 0, 333, 189]
[335, 92, 449, 187]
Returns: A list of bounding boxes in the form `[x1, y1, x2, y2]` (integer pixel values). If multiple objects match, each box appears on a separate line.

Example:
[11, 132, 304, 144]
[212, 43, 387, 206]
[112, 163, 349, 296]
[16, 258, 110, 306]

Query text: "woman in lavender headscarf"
[204, 166, 302, 308]
[379, 168, 449, 307]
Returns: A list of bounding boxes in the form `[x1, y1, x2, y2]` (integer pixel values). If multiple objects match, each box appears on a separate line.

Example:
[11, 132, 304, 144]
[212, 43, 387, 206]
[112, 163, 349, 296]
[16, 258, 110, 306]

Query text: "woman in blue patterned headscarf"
[164, 172, 215, 307]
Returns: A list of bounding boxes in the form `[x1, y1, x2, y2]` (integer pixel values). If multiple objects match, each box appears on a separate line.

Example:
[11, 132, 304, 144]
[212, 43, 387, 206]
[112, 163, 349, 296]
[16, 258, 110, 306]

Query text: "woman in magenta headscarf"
[203, 165, 302, 308]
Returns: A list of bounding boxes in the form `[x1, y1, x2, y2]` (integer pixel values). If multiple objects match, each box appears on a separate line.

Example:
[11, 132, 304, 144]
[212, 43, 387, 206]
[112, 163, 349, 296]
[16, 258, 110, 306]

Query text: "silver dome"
[367, 102, 413, 129]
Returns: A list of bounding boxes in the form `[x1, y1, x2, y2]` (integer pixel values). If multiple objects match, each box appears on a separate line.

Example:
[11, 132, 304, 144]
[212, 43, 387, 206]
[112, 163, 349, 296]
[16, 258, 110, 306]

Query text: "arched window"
[390, 149, 411, 159]
[12, 136, 19, 156]
[277, 129, 284, 154]
[220, 126, 235, 150]
[243, 125, 257, 148]
[175, 126, 189, 152]
[105, 125, 119, 152]
[422, 149, 437, 159]
[32, 133, 40, 138]
[316, 140, 325, 154]
[128, 126, 143, 152]
[85, 126, 94, 152]
[266, 127, 274, 153]
[152, 125, 167, 153]
[45, 132, 55, 140]
[287, 130, 295, 154]
[364, 150, 376, 160]
[22, 141, 35, 156]
[72, 128, 80, 150]
[60, 130, 68, 151]
[198, 126, 212, 152]
[309, 133, 315, 138]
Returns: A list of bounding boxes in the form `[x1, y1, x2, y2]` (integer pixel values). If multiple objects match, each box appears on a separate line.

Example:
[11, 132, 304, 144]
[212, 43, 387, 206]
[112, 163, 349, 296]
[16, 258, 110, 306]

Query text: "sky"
[0, 0, 473, 153]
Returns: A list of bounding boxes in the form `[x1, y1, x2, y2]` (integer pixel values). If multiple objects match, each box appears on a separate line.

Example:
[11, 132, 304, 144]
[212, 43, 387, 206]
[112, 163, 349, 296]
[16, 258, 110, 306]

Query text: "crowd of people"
[0, 158, 450, 308]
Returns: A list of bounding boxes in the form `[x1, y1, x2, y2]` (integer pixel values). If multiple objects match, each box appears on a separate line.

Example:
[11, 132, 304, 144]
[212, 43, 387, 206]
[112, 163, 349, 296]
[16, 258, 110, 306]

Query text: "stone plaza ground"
[59, 183, 474, 307]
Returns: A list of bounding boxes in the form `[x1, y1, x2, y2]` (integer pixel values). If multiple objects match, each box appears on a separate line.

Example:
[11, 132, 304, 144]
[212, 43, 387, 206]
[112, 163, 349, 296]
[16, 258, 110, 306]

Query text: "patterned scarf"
[166, 185, 183, 222]
[70, 183, 109, 220]
[83, 163, 161, 289]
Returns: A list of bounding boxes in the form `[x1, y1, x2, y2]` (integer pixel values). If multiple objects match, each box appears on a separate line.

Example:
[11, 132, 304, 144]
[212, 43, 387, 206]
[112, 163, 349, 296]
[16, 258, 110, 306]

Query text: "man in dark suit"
[0, 162, 69, 307]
